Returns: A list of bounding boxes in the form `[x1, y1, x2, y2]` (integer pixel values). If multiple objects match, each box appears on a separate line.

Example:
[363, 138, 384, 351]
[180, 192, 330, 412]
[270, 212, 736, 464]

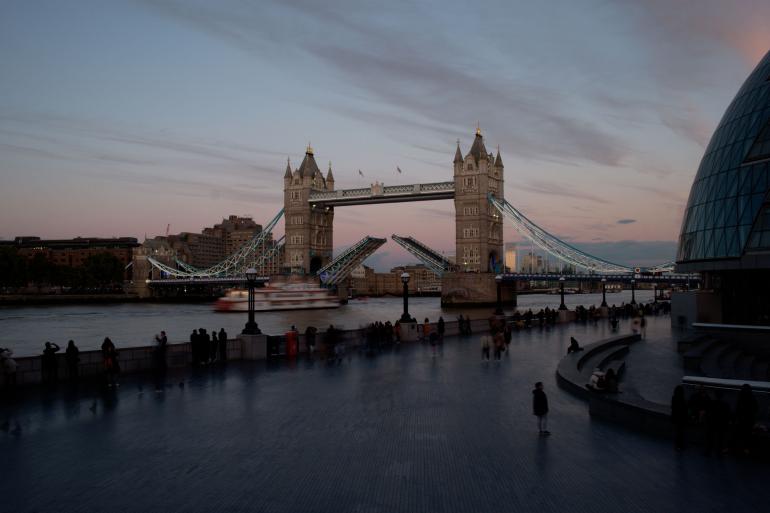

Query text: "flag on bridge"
[397, 166, 402, 174]
[358, 169, 364, 177]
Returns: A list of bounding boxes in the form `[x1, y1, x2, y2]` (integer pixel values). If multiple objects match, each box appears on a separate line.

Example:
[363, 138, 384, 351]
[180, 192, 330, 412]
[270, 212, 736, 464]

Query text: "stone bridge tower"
[453, 127, 504, 273]
[283, 145, 335, 275]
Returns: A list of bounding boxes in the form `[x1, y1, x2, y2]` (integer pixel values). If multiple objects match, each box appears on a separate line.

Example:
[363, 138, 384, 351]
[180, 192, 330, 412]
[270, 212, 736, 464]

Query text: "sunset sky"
[1, 0, 769, 269]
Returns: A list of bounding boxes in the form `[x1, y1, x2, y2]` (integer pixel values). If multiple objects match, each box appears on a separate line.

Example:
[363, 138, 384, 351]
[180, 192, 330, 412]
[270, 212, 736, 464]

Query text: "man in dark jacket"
[533, 381, 550, 436]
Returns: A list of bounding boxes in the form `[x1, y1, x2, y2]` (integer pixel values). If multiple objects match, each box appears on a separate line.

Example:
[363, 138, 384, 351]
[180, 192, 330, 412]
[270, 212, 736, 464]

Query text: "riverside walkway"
[0, 316, 765, 513]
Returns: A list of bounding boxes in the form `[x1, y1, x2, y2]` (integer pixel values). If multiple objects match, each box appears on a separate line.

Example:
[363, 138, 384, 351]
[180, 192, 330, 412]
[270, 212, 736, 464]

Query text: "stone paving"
[1, 316, 765, 513]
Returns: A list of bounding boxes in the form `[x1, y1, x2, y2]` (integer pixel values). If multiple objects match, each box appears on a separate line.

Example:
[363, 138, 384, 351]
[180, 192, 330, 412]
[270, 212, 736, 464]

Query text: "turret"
[326, 161, 335, 190]
[283, 157, 292, 184]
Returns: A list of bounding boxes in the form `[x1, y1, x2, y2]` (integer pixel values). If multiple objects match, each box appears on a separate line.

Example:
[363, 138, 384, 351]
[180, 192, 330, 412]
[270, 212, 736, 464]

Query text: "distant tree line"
[0, 247, 125, 291]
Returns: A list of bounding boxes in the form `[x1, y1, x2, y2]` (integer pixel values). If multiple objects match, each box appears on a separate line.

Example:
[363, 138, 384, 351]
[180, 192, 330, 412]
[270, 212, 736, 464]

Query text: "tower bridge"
[138, 126, 689, 303]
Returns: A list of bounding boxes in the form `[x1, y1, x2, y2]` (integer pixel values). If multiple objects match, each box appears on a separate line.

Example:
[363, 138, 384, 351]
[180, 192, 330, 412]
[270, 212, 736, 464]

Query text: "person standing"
[154, 331, 168, 391]
[218, 328, 228, 362]
[190, 329, 199, 366]
[101, 337, 119, 387]
[210, 329, 218, 363]
[65, 340, 80, 384]
[41, 341, 60, 385]
[532, 382, 550, 436]
[305, 326, 317, 356]
[422, 318, 430, 342]
[493, 330, 505, 361]
[200, 329, 210, 365]
[670, 385, 687, 451]
[437, 317, 445, 343]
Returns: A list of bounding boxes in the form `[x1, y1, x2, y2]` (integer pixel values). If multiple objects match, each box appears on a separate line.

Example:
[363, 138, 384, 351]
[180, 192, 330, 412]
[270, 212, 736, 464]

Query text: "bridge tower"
[442, 127, 510, 306]
[453, 127, 504, 272]
[283, 145, 335, 275]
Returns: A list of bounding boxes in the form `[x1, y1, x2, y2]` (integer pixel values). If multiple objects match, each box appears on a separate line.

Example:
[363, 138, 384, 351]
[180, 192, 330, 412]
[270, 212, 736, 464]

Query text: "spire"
[297, 143, 320, 178]
[326, 161, 334, 182]
[284, 157, 292, 179]
[495, 146, 503, 167]
[476, 122, 482, 137]
[454, 139, 463, 163]
[468, 125, 488, 163]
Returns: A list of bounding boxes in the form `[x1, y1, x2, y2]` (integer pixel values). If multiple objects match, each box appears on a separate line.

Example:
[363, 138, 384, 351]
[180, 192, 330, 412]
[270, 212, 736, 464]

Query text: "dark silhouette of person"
[670, 385, 687, 451]
[218, 328, 228, 362]
[532, 381, 550, 435]
[189, 329, 198, 365]
[567, 337, 583, 354]
[101, 337, 119, 387]
[65, 340, 80, 383]
[305, 326, 317, 355]
[604, 368, 619, 393]
[41, 341, 60, 385]
[154, 331, 168, 391]
[735, 384, 758, 454]
[705, 391, 730, 456]
[437, 317, 445, 342]
[210, 329, 218, 363]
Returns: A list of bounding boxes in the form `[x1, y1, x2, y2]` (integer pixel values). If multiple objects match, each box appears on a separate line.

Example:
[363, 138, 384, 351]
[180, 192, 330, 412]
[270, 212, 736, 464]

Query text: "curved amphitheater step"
[718, 347, 744, 379]
[698, 341, 730, 377]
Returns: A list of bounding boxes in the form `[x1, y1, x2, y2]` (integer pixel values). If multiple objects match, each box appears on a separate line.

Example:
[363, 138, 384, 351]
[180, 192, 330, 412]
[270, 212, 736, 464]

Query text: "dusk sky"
[1, 0, 769, 269]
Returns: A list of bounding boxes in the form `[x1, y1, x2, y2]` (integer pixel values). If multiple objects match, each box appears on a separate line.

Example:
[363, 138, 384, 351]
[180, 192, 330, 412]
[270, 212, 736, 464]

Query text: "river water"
[0, 290, 652, 356]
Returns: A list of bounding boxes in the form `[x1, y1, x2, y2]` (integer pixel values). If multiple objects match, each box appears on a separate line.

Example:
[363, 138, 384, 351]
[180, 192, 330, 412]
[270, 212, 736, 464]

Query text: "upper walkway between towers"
[308, 181, 455, 207]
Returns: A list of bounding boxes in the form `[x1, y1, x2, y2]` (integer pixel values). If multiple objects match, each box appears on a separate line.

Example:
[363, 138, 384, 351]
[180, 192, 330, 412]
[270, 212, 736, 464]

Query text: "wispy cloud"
[617, 219, 637, 224]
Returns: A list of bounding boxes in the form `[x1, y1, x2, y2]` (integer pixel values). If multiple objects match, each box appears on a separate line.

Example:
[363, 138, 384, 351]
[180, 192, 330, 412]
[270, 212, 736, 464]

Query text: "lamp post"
[601, 278, 607, 307]
[494, 274, 503, 315]
[242, 267, 261, 335]
[400, 272, 412, 323]
[630, 279, 636, 305]
[653, 283, 657, 303]
[559, 276, 567, 310]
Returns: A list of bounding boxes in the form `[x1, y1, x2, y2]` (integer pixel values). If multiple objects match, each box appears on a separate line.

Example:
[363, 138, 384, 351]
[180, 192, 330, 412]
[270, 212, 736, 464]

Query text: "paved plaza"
[1, 316, 765, 513]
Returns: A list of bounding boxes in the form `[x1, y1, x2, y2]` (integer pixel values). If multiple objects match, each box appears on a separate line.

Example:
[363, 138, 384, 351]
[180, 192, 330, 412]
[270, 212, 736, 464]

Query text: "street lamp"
[630, 279, 636, 305]
[400, 272, 412, 323]
[559, 276, 567, 310]
[242, 267, 261, 335]
[601, 278, 607, 307]
[494, 274, 503, 315]
[653, 283, 657, 303]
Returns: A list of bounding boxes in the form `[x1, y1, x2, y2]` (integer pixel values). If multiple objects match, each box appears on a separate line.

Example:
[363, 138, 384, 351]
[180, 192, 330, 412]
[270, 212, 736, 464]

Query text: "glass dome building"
[676, 49, 770, 324]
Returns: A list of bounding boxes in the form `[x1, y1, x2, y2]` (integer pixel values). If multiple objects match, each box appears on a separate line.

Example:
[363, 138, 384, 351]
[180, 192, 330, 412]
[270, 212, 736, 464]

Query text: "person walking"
[533, 382, 550, 436]
[217, 328, 228, 361]
[422, 318, 430, 342]
[640, 315, 647, 339]
[480, 332, 492, 361]
[671, 385, 687, 451]
[41, 341, 60, 385]
[65, 340, 80, 384]
[493, 330, 505, 361]
[735, 384, 758, 455]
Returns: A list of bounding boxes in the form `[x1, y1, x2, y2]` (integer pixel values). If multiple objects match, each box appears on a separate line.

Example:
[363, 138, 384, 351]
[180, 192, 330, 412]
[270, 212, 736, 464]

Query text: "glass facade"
[677, 50, 770, 263]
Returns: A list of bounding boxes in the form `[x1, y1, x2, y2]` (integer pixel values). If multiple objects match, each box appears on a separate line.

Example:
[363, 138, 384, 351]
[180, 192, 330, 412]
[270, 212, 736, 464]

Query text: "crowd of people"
[189, 328, 228, 366]
[671, 383, 762, 455]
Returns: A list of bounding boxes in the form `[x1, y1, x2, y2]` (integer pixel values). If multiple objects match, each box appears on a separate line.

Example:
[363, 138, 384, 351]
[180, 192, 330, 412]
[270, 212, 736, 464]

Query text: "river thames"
[0, 290, 652, 356]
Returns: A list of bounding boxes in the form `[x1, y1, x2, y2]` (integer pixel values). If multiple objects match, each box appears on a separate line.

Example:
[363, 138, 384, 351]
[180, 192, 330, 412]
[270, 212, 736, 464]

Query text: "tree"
[0, 247, 27, 288]
[82, 253, 124, 287]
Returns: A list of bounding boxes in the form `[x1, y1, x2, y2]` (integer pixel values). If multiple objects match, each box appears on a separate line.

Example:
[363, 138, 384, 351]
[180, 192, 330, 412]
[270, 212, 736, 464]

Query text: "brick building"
[2, 236, 139, 269]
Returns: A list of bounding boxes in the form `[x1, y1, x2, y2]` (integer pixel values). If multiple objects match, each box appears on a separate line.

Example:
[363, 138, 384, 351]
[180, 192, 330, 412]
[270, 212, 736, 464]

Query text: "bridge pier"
[440, 272, 516, 307]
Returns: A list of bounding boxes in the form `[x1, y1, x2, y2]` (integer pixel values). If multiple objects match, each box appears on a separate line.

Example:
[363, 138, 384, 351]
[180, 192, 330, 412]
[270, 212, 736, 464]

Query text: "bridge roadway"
[1, 316, 762, 512]
[147, 276, 269, 286]
[501, 272, 699, 284]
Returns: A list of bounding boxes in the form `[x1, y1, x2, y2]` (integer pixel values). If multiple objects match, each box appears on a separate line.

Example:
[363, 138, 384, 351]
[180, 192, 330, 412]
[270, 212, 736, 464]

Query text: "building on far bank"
[350, 264, 441, 296]
[1, 236, 139, 269]
[154, 215, 280, 275]
[504, 242, 517, 273]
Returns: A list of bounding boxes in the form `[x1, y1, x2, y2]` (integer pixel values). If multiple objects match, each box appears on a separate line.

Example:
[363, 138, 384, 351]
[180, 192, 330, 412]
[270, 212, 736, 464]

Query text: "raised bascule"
[138, 126, 689, 304]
